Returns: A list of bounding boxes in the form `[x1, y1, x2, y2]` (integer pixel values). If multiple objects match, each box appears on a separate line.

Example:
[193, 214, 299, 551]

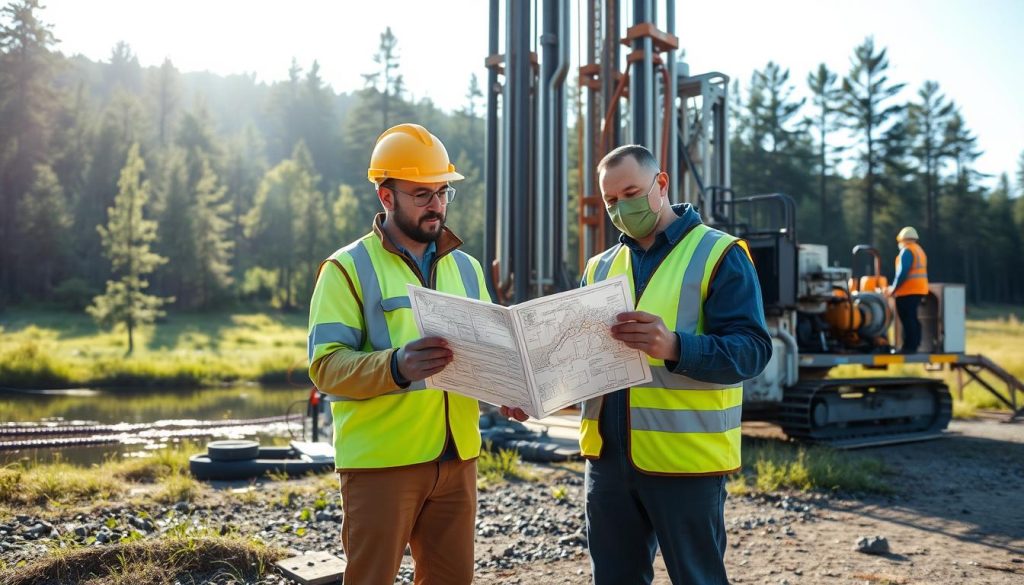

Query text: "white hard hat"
[897, 226, 919, 241]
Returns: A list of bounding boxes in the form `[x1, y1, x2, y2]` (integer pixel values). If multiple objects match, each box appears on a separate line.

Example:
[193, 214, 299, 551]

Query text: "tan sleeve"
[311, 348, 404, 400]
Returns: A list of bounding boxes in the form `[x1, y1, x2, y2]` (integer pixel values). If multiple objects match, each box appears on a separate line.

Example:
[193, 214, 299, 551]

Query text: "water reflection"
[0, 384, 309, 423]
[0, 384, 312, 465]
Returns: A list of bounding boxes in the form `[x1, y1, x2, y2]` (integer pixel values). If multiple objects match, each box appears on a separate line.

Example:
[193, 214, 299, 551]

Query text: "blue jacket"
[586, 204, 773, 451]
[891, 247, 914, 290]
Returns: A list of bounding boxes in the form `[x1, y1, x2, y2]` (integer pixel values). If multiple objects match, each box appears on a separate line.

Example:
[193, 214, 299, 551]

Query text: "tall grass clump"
[727, 439, 891, 495]
[477, 443, 535, 487]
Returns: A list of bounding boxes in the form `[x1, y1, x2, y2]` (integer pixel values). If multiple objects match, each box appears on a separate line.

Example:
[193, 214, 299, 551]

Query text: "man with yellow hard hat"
[889, 226, 929, 353]
[307, 123, 490, 584]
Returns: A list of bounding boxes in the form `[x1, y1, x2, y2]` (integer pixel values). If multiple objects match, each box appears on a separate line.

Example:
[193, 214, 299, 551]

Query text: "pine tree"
[246, 160, 293, 306]
[750, 62, 805, 154]
[807, 63, 841, 237]
[986, 174, 1024, 301]
[75, 90, 145, 288]
[362, 26, 403, 130]
[105, 41, 142, 95]
[46, 78, 94, 305]
[732, 62, 814, 239]
[341, 88, 413, 191]
[176, 99, 221, 188]
[874, 113, 917, 265]
[907, 81, 954, 240]
[16, 164, 70, 296]
[153, 147, 195, 302]
[88, 144, 170, 354]
[300, 61, 341, 189]
[267, 60, 341, 186]
[267, 59, 303, 162]
[147, 58, 180, 147]
[332, 184, 361, 246]
[943, 110, 983, 185]
[442, 151, 485, 260]
[292, 143, 330, 304]
[1016, 151, 1024, 229]
[841, 37, 906, 244]
[192, 158, 233, 306]
[939, 111, 985, 298]
[50, 82, 92, 211]
[1017, 151, 1024, 196]
[223, 124, 266, 282]
[152, 103, 233, 309]
[461, 73, 484, 141]
[245, 141, 327, 308]
[0, 0, 59, 305]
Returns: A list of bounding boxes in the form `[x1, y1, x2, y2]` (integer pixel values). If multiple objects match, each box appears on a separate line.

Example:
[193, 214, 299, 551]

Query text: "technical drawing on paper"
[516, 277, 651, 414]
[410, 288, 533, 412]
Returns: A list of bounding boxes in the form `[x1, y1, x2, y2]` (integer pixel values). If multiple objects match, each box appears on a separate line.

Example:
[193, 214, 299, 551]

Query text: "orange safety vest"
[893, 241, 928, 297]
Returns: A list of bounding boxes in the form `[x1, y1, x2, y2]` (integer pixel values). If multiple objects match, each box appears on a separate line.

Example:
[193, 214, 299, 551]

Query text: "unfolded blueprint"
[407, 275, 652, 418]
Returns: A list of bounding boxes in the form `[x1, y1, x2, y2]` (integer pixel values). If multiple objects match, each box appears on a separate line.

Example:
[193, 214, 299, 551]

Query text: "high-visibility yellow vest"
[580, 223, 744, 475]
[309, 231, 488, 470]
[893, 241, 929, 297]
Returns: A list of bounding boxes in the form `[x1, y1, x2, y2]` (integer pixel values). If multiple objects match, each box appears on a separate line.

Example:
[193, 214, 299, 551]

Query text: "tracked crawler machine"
[480, 0, 1023, 447]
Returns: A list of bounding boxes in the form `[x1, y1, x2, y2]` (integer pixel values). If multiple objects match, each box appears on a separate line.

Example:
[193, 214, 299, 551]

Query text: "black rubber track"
[778, 377, 952, 449]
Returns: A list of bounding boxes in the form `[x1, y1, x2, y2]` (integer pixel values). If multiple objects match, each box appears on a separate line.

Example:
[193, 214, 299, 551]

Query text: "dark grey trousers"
[585, 452, 730, 585]
[895, 294, 925, 353]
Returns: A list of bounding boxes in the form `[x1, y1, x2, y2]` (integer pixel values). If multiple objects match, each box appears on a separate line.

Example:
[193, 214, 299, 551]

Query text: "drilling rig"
[481, 0, 1023, 447]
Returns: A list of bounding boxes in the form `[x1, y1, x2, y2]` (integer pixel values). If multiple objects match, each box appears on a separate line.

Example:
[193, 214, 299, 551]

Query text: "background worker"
[307, 123, 490, 585]
[889, 226, 930, 353]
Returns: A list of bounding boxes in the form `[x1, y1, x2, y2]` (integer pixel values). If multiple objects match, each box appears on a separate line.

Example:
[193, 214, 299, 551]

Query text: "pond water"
[0, 384, 317, 465]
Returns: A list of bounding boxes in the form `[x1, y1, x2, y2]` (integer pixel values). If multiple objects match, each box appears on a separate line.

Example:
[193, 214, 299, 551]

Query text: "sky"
[39, 0, 1024, 188]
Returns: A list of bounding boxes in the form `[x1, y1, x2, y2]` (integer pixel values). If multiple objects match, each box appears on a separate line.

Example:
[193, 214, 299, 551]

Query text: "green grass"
[727, 439, 891, 495]
[0, 460, 125, 508]
[153, 472, 199, 505]
[830, 305, 1024, 417]
[0, 532, 286, 585]
[0, 309, 308, 389]
[0, 444, 204, 509]
[106, 443, 199, 482]
[477, 443, 536, 488]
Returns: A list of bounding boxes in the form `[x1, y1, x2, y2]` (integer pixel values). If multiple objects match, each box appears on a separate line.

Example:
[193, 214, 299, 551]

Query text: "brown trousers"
[339, 458, 477, 584]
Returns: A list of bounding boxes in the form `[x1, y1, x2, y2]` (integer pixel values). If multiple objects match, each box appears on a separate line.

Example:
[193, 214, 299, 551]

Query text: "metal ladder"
[952, 355, 1024, 421]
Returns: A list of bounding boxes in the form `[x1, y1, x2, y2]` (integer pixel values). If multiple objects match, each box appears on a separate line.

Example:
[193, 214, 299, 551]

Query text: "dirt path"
[476, 419, 1024, 584]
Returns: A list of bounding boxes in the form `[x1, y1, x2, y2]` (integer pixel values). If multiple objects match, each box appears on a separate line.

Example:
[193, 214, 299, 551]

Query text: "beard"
[393, 196, 446, 243]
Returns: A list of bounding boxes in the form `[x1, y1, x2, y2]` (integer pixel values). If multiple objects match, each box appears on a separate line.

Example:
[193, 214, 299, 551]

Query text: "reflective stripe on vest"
[894, 242, 929, 297]
[307, 322, 363, 362]
[323, 234, 485, 469]
[631, 404, 743, 434]
[580, 223, 744, 475]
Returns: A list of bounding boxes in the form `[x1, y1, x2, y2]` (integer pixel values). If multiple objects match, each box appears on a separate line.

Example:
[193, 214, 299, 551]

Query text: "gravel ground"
[2, 419, 1022, 584]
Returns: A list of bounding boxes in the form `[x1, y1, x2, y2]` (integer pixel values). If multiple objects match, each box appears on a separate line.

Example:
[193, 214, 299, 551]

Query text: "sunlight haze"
[42, 0, 1024, 184]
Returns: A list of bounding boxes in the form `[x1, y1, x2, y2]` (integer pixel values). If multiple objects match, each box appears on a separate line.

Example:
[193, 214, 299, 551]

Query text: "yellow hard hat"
[897, 226, 919, 241]
[367, 123, 464, 184]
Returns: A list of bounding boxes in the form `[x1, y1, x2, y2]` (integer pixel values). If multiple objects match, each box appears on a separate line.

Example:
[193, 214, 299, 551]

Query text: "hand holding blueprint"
[407, 275, 652, 418]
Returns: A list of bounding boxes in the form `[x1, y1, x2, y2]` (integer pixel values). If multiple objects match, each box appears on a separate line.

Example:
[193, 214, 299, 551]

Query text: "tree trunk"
[286, 266, 294, 309]
[820, 110, 827, 238]
[127, 317, 135, 356]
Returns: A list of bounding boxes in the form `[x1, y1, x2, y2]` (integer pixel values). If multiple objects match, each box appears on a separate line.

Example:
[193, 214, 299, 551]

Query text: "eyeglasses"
[387, 185, 457, 207]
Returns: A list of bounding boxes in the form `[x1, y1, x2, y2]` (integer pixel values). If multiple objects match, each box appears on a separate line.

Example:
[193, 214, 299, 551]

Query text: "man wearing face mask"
[307, 123, 490, 584]
[577, 145, 770, 584]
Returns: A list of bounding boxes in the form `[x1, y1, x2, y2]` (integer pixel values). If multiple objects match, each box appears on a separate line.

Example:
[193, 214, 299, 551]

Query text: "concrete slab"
[291, 441, 335, 463]
[523, 413, 580, 446]
[275, 550, 346, 585]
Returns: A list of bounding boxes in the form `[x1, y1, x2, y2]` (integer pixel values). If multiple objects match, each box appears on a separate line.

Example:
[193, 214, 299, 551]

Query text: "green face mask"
[607, 177, 664, 239]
